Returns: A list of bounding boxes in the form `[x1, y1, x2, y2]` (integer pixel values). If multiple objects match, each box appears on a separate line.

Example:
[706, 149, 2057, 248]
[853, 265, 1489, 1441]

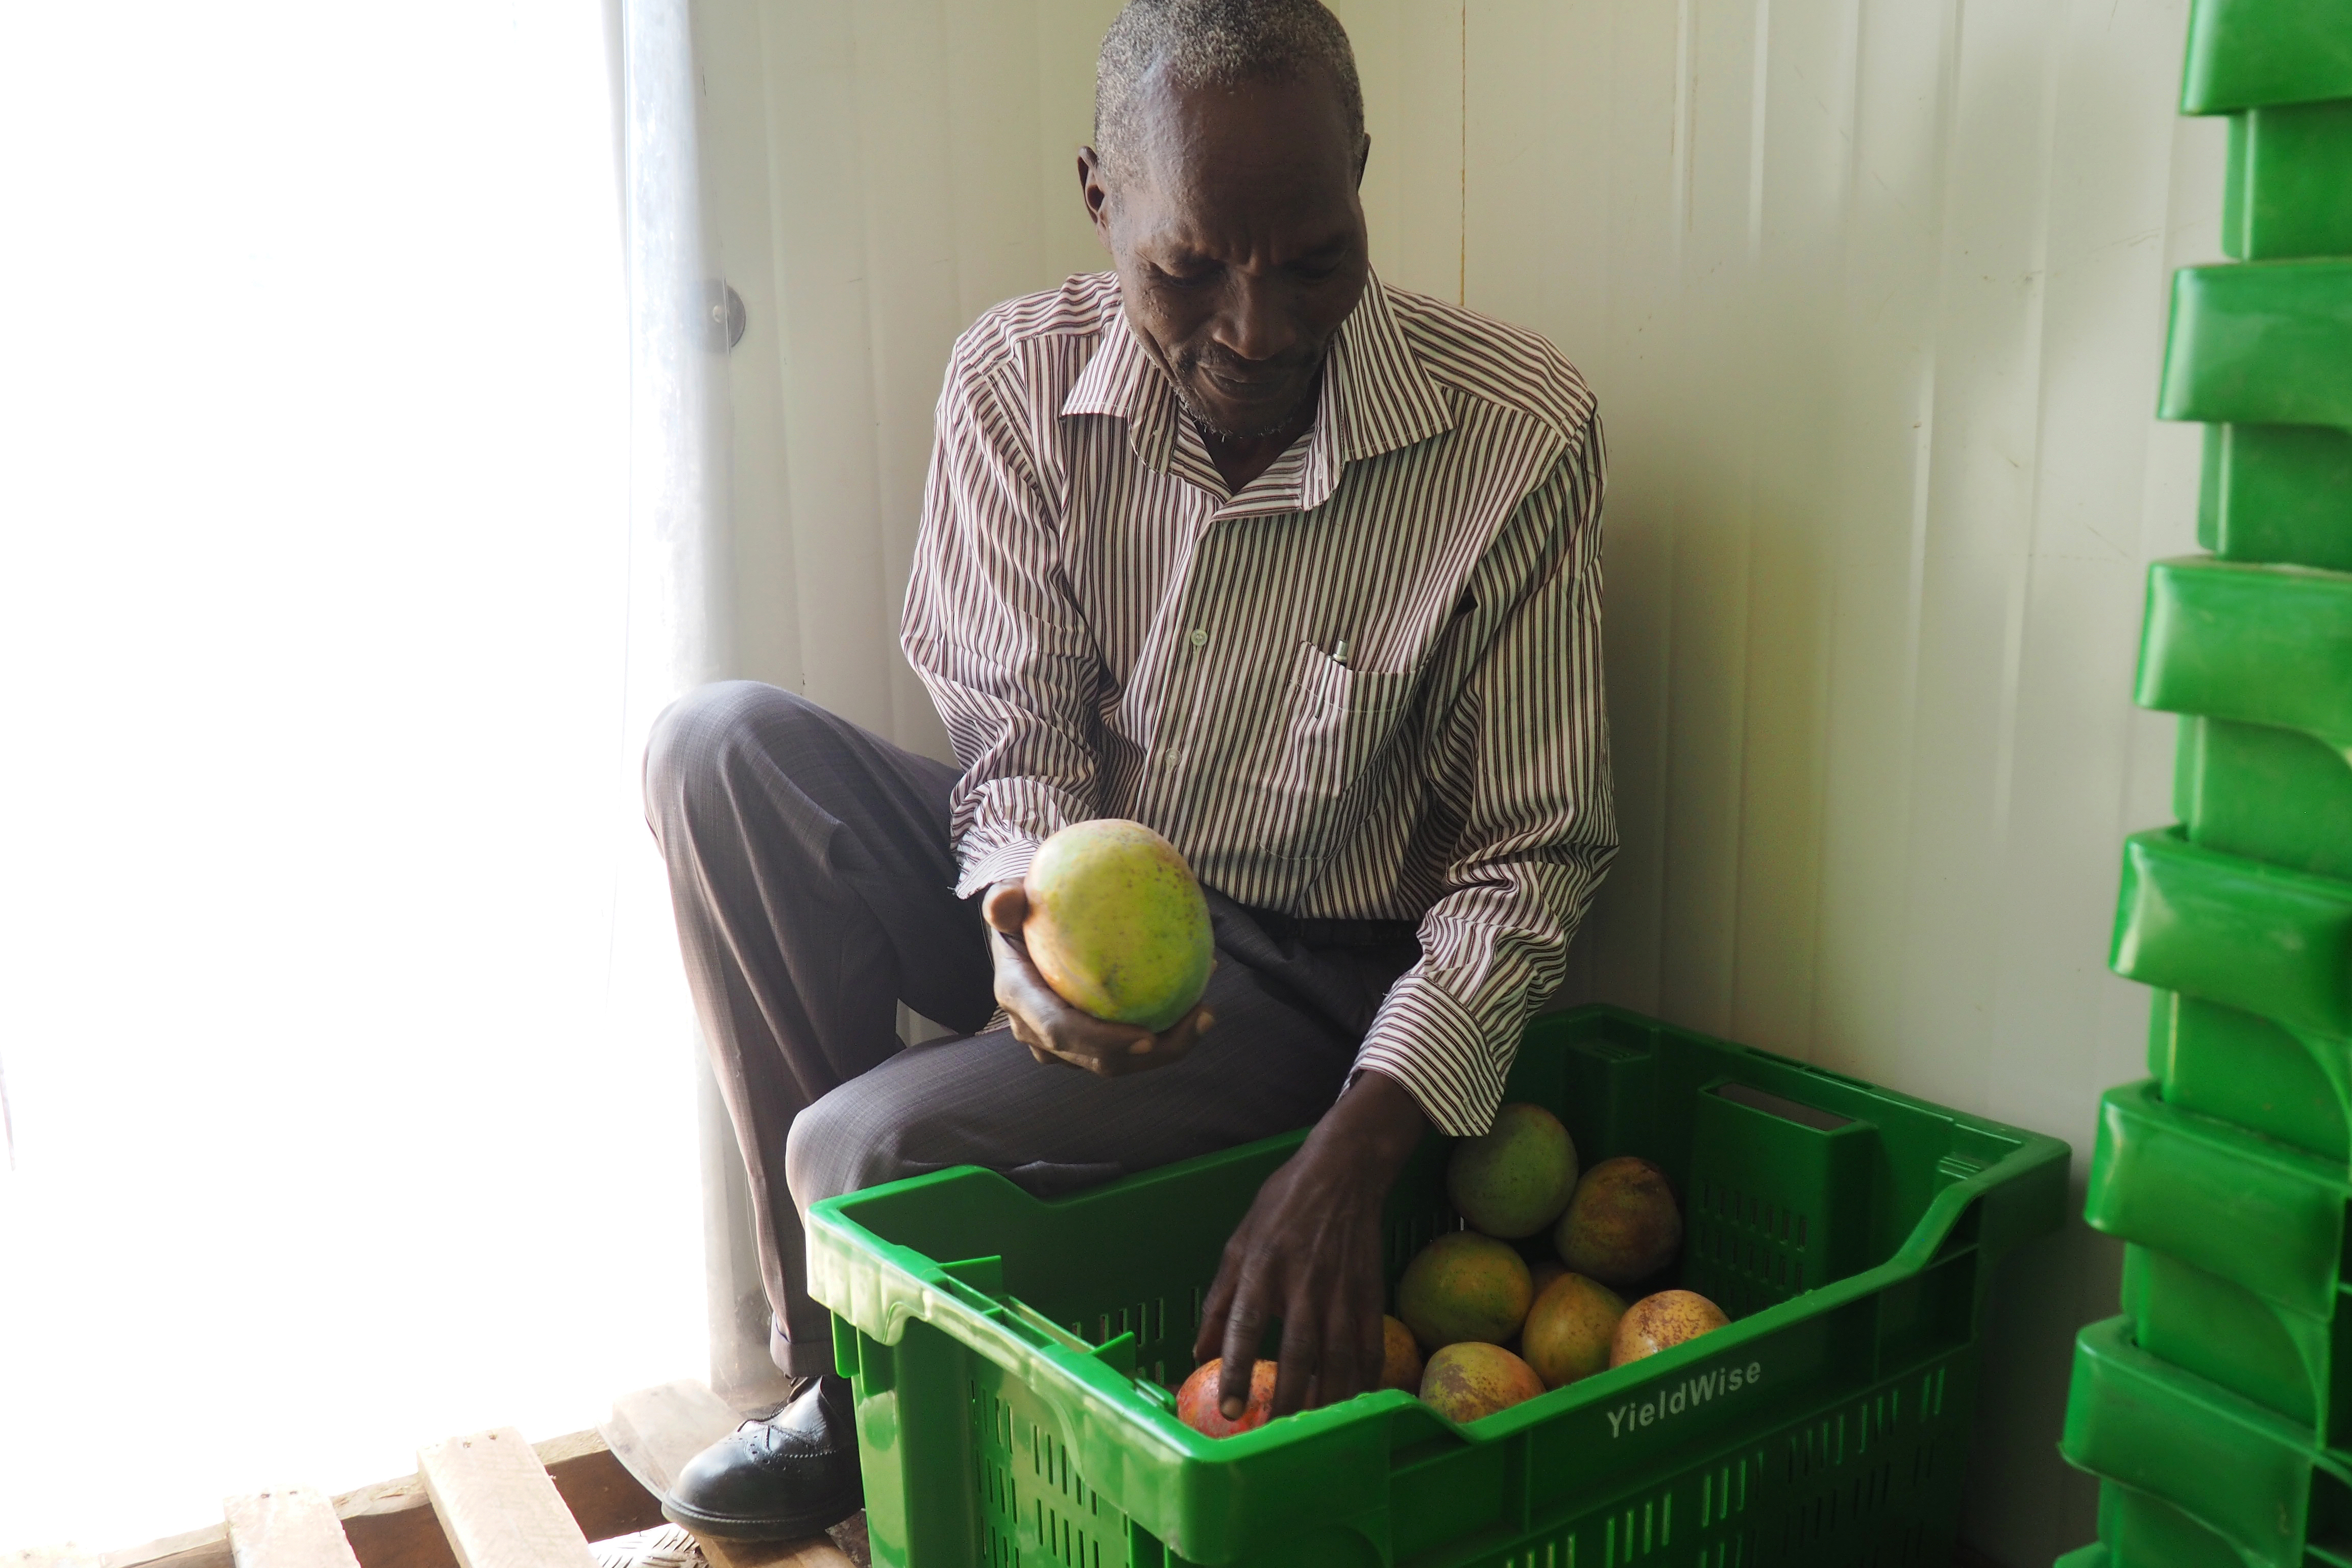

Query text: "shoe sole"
[658, 1491, 859, 1542]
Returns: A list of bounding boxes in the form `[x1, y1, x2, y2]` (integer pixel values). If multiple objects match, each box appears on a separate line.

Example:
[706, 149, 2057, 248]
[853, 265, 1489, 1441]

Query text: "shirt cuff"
[955, 835, 1043, 900]
[1351, 972, 1508, 1137]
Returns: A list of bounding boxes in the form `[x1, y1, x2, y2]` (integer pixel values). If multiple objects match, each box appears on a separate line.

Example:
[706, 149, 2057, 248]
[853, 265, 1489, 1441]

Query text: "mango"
[1608, 1289, 1729, 1368]
[1379, 1314, 1425, 1392]
[1175, 1357, 1276, 1436]
[1022, 819, 1213, 1031]
[1521, 1271, 1627, 1389]
[1448, 1102, 1578, 1238]
[1553, 1155, 1683, 1289]
[1420, 1341, 1546, 1423]
[1396, 1231, 1533, 1349]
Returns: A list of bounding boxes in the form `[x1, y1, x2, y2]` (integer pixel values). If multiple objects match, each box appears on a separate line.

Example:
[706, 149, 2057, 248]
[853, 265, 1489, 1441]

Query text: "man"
[642, 0, 1613, 1538]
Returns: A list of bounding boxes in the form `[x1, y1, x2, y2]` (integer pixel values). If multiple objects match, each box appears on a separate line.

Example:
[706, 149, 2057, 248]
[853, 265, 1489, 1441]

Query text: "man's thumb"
[982, 879, 1028, 934]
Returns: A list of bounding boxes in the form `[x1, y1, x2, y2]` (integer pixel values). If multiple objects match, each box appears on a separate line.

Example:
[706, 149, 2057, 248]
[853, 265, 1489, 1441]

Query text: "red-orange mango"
[1175, 1358, 1277, 1436]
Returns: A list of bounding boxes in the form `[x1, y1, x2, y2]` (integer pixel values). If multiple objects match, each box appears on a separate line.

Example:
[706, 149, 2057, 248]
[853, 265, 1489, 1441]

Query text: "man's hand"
[982, 881, 1213, 1075]
[1194, 1068, 1428, 1419]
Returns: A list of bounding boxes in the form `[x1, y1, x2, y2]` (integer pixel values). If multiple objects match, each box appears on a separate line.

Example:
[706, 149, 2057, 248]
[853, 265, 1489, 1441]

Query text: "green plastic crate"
[2225, 101, 2352, 260]
[2160, 261, 2352, 432]
[2199, 425, 2352, 574]
[2138, 557, 2352, 755]
[2086, 1079, 2347, 1322]
[2184, 0, 2352, 114]
[2092, 1074, 2352, 1447]
[804, 1006, 2069, 1568]
[2061, 1317, 2352, 1568]
[2057, 1547, 2112, 1568]
[2150, 989, 2352, 1162]
[2123, 1241, 2347, 1449]
[2083, 1478, 2256, 1568]
[2177, 719, 2352, 882]
[2111, 829, 2352, 1039]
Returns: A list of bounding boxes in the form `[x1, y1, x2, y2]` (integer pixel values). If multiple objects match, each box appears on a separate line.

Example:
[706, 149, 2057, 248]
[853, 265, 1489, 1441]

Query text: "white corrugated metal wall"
[695, 2, 2226, 1557]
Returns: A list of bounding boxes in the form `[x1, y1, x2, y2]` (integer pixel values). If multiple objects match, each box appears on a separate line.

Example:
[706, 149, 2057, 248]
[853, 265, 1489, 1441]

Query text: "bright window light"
[0, 2, 705, 1548]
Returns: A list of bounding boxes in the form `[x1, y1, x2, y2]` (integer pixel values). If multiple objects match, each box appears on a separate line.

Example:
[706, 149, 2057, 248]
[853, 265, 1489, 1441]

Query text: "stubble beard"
[1171, 352, 1324, 443]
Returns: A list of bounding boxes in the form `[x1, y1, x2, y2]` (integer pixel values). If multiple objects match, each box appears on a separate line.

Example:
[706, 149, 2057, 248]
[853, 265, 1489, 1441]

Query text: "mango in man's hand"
[1022, 819, 1213, 1032]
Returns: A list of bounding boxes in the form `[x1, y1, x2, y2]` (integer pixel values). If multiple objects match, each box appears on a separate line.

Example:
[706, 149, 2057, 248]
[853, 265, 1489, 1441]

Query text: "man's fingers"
[1194, 1250, 1242, 1363]
[1039, 1013, 1156, 1075]
[1313, 1270, 1376, 1410]
[1356, 1296, 1387, 1394]
[1353, 1234, 1389, 1393]
[1314, 1297, 1368, 1410]
[1270, 1304, 1320, 1416]
[1218, 1293, 1270, 1419]
[1115, 1024, 1193, 1071]
[1096, 1003, 1209, 1073]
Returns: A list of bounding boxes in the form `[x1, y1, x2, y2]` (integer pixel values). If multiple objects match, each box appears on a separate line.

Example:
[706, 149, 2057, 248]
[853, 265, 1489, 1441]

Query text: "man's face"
[1082, 72, 1370, 441]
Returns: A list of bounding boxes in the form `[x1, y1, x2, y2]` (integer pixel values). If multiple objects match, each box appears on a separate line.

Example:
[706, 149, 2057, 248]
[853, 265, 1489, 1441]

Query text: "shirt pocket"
[1251, 641, 1418, 869]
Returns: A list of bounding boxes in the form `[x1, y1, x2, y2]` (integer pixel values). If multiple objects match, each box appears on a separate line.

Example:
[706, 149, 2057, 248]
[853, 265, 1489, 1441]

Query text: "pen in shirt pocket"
[1330, 635, 1352, 667]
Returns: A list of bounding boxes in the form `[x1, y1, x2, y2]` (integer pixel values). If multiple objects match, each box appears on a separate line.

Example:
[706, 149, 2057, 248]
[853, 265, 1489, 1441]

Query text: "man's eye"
[1154, 266, 1220, 290]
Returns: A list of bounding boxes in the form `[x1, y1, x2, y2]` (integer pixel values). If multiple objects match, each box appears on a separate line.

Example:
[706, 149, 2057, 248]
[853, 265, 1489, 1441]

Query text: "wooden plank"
[532, 1433, 667, 1553]
[697, 1541, 851, 1568]
[224, 1488, 360, 1568]
[5, 1546, 104, 1568]
[99, 1433, 660, 1568]
[599, 1383, 852, 1568]
[96, 1522, 230, 1568]
[599, 1382, 740, 1497]
[415, 1429, 598, 1568]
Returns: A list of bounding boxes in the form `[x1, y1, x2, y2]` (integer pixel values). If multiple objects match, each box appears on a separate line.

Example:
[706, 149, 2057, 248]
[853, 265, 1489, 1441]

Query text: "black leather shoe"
[661, 1375, 862, 1540]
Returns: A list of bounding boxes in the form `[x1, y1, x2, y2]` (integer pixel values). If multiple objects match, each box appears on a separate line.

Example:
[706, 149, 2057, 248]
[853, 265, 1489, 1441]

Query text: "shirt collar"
[1059, 272, 1456, 512]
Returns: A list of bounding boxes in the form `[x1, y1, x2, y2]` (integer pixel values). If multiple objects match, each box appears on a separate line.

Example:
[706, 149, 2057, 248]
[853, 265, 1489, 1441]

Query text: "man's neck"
[1197, 376, 1321, 494]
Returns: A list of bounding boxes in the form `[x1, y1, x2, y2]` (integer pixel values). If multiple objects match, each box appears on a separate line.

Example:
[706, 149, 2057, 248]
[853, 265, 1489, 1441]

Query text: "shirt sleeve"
[1350, 415, 1618, 1135]
[900, 346, 1100, 896]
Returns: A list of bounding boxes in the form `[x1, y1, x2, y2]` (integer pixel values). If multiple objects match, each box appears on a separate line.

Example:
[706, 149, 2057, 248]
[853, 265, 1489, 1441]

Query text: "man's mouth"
[1198, 362, 1305, 400]
[1170, 349, 1326, 442]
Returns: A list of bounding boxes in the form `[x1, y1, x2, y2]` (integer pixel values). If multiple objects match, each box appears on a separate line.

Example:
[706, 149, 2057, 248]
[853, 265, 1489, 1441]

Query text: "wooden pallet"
[4, 1383, 854, 1568]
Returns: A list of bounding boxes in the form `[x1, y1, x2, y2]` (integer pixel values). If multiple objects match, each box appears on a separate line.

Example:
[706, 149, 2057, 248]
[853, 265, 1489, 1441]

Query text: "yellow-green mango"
[1022, 819, 1212, 1032]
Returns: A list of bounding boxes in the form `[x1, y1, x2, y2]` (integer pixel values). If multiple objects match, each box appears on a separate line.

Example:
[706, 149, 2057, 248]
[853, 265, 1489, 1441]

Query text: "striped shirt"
[901, 271, 1615, 1135]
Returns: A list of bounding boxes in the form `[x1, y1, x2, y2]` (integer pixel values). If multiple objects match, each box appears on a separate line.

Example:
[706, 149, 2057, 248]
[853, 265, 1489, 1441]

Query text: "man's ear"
[1076, 146, 1116, 251]
[1354, 134, 1372, 189]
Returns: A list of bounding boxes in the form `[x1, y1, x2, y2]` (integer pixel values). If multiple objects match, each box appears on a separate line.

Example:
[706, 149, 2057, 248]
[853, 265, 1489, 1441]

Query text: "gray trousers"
[643, 681, 1418, 1377]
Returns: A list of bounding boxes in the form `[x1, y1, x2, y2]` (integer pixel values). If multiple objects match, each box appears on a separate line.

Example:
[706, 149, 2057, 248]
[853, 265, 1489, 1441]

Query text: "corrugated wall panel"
[697, 2, 2225, 1555]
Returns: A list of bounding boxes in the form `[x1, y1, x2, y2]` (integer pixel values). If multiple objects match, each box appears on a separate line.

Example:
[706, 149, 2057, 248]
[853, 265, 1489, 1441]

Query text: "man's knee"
[784, 1077, 917, 1217]
[642, 680, 820, 831]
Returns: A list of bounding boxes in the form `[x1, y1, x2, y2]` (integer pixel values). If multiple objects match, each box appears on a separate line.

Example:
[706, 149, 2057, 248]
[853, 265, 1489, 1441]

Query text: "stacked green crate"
[2054, 3, 2352, 1564]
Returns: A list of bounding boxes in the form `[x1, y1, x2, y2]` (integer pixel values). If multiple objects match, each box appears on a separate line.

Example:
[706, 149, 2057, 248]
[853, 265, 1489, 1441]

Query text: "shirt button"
[1188, 627, 1208, 648]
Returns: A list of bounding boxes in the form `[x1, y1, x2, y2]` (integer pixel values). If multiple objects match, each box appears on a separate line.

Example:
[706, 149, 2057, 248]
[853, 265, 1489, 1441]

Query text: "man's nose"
[1216, 275, 1298, 365]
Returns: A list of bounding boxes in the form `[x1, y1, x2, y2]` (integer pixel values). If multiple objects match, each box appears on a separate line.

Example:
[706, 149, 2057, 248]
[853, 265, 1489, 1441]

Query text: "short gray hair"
[1094, 0, 1365, 183]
